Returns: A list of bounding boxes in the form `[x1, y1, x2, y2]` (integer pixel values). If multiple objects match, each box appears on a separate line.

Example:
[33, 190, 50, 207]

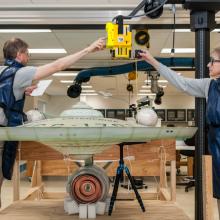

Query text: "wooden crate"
[12, 139, 176, 203]
[21, 139, 175, 177]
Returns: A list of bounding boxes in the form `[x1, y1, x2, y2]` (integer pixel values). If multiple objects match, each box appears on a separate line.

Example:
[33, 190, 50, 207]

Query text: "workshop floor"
[0, 174, 219, 220]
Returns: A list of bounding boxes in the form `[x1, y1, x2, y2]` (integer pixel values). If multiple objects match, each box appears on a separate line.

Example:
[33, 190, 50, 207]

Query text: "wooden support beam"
[23, 184, 44, 201]
[202, 155, 213, 220]
[28, 191, 160, 201]
[159, 146, 168, 189]
[116, 192, 159, 200]
[170, 160, 176, 202]
[160, 188, 171, 201]
[31, 160, 42, 188]
[42, 192, 68, 199]
[12, 159, 20, 201]
[187, 157, 194, 177]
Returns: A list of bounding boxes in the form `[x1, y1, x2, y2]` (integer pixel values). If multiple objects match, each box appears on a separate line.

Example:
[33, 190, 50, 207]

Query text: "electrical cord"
[171, 4, 176, 55]
[112, 0, 168, 22]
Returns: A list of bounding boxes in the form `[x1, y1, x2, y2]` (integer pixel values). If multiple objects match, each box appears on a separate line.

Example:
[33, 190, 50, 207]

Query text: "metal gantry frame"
[0, 1, 219, 219]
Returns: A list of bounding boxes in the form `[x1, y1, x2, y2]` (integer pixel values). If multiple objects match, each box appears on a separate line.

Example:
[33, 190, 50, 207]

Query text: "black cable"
[112, 0, 168, 22]
[171, 4, 176, 55]
[146, 70, 150, 86]
[127, 79, 131, 108]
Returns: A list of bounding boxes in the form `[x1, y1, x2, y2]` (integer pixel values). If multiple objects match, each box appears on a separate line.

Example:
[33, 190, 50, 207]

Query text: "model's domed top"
[136, 107, 158, 126]
[60, 102, 104, 118]
[25, 109, 46, 122]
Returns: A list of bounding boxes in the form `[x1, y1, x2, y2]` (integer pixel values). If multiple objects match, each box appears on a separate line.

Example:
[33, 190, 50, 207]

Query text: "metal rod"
[0, 24, 193, 30]
[195, 28, 210, 220]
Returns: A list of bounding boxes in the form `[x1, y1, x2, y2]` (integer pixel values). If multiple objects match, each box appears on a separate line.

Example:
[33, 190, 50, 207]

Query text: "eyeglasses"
[210, 57, 220, 65]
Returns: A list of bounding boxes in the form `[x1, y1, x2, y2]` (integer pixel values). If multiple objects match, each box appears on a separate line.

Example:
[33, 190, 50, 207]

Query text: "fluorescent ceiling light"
[142, 85, 151, 88]
[67, 85, 93, 89]
[53, 72, 78, 76]
[82, 85, 92, 89]
[98, 91, 112, 97]
[28, 49, 66, 54]
[0, 29, 51, 33]
[144, 79, 168, 83]
[161, 48, 195, 54]
[159, 85, 167, 88]
[158, 80, 168, 83]
[61, 80, 73, 83]
[138, 93, 156, 96]
[81, 90, 96, 93]
[213, 29, 220, 32]
[175, 29, 220, 32]
[139, 90, 151, 92]
[80, 93, 98, 96]
[174, 29, 191, 32]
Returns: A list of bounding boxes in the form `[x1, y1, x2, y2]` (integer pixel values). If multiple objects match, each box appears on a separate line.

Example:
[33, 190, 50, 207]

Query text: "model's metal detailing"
[71, 175, 102, 203]
[67, 165, 110, 204]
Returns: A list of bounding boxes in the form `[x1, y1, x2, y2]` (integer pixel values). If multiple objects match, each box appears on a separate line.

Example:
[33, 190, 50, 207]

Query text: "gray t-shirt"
[158, 63, 211, 100]
[0, 66, 37, 126]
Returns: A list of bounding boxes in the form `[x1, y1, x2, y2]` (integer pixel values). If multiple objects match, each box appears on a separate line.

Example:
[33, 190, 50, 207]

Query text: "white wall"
[44, 93, 195, 116]
[156, 95, 195, 109]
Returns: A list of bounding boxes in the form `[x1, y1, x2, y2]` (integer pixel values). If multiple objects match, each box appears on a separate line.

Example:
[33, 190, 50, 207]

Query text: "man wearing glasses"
[139, 47, 220, 218]
[0, 37, 105, 207]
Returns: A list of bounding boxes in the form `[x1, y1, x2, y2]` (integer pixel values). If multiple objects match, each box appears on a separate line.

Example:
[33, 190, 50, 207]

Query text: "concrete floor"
[0, 174, 219, 219]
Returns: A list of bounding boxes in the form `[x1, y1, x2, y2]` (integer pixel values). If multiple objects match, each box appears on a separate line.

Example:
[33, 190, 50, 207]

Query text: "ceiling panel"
[0, 0, 31, 3]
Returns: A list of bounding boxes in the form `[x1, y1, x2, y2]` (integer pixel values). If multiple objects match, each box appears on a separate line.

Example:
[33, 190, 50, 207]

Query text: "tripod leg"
[125, 166, 146, 212]
[108, 167, 121, 216]
[119, 168, 124, 183]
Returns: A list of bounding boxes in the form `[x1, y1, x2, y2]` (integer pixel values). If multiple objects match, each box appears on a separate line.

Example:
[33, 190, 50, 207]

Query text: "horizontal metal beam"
[167, 0, 183, 3]
[0, 2, 183, 11]
[65, 66, 195, 72]
[0, 23, 193, 29]
[0, 23, 220, 30]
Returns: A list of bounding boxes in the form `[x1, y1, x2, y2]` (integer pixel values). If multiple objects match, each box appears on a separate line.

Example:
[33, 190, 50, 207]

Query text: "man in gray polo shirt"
[140, 48, 220, 218]
[0, 37, 105, 207]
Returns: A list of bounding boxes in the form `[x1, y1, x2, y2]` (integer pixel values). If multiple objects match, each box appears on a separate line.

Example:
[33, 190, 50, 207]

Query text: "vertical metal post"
[195, 29, 210, 220]
[191, 10, 215, 220]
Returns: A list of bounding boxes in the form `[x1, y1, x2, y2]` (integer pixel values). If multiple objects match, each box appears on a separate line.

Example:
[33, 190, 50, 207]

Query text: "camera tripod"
[108, 143, 146, 215]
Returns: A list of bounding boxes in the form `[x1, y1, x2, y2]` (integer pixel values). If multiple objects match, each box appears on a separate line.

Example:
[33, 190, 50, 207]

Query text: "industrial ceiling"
[0, 1, 218, 97]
